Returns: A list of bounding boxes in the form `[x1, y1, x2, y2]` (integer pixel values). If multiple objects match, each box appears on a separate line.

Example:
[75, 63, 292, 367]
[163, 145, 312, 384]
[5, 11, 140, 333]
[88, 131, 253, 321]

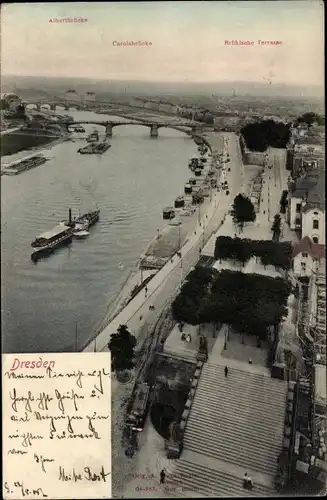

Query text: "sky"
[1, 1, 324, 85]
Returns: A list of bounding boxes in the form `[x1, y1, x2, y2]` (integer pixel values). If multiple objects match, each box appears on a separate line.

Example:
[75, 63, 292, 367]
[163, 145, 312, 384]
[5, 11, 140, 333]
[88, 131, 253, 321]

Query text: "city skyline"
[1, 1, 324, 86]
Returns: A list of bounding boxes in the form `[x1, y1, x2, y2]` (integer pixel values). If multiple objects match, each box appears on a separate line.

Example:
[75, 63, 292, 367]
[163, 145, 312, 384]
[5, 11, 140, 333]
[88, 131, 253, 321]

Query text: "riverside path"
[83, 132, 244, 354]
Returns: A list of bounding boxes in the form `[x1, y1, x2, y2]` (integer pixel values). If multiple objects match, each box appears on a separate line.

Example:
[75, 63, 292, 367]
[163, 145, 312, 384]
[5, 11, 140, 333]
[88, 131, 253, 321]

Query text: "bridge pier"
[105, 123, 113, 137]
[64, 104, 69, 111]
[50, 104, 56, 111]
[36, 104, 41, 111]
[150, 124, 159, 137]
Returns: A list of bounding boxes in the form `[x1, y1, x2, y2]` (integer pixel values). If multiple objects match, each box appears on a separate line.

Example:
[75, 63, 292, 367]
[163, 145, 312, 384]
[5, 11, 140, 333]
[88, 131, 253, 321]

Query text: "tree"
[297, 112, 317, 128]
[241, 120, 291, 151]
[271, 214, 282, 241]
[172, 267, 291, 342]
[108, 324, 136, 374]
[279, 190, 288, 213]
[315, 114, 325, 126]
[231, 194, 256, 232]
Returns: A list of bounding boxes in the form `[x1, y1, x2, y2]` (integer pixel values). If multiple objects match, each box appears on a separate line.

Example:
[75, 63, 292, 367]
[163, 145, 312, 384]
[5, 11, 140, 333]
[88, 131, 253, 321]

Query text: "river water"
[1, 109, 198, 353]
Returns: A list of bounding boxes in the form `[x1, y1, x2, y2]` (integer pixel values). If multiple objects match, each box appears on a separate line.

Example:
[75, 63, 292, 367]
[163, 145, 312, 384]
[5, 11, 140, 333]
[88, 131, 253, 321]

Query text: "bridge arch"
[26, 103, 38, 110]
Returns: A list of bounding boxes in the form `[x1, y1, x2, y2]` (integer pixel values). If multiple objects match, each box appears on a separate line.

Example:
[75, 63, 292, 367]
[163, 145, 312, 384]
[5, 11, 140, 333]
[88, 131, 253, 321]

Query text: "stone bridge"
[64, 120, 204, 137]
[25, 101, 86, 112]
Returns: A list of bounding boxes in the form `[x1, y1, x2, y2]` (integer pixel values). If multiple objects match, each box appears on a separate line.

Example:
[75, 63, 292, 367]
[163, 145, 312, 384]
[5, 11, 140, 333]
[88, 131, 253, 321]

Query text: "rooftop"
[291, 169, 325, 207]
[38, 223, 71, 240]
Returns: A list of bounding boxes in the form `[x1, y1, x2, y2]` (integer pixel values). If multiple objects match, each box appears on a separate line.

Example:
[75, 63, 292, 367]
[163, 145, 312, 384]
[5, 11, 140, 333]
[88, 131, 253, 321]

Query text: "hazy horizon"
[1, 1, 324, 87]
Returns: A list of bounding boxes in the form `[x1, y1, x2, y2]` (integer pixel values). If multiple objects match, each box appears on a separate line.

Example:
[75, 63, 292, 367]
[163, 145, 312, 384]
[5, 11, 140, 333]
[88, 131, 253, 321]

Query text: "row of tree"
[241, 120, 291, 151]
[295, 112, 324, 127]
[271, 214, 282, 241]
[214, 237, 292, 270]
[172, 268, 291, 341]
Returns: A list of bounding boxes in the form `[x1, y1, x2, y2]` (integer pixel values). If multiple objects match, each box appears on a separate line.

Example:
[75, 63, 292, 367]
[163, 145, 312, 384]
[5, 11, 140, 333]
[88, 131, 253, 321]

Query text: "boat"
[86, 130, 99, 143]
[163, 207, 175, 220]
[188, 157, 199, 169]
[2, 154, 48, 176]
[31, 223, 73, 260]
[71, 221, 90, 238]
[71, 125, 85, 133]
[65, 208, 100, 235]
[74, 229, 90, 239]
[174, 196, 185, 208]
[78, 142, 111, 155]
[94, 142, 111, 154]
[184, 183, 193, 194]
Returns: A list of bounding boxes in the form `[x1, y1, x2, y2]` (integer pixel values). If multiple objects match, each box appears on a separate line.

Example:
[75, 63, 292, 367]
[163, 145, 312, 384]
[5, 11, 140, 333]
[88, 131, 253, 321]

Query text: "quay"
[83, 131, 243, 353]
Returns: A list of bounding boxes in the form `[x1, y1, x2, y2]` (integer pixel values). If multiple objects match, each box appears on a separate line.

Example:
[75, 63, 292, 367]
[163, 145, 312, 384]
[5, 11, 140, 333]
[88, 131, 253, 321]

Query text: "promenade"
[118, 133, 290, 499]
[83, 132, 244, 353]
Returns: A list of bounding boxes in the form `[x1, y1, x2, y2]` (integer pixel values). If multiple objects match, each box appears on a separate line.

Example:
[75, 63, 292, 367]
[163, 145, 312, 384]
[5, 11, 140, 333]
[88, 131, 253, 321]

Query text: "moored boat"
[174, 196, 185, 208]
[78, 142, 111, 154]
[65, 208, 100, 234]
[184, 183, 193, 194]
[86, 130, 99, 143]
[163, 206, 175, 220]
[2, 154, 48, 176]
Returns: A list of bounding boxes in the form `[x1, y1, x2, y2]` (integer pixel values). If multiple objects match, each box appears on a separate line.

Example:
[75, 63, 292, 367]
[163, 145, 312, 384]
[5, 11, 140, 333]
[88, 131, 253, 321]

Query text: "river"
[1, 109, 198, 353]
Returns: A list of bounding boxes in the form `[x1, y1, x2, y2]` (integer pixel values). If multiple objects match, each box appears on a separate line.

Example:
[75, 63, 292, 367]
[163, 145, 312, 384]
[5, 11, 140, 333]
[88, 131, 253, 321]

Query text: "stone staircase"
[166, 458, 277, 498]
[168, 363, 287, 497]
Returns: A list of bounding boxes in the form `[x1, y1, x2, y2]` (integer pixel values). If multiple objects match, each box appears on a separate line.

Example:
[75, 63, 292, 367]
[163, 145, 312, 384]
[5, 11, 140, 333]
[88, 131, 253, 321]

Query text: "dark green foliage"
[172, 267, 215, 325]
[214, 237, 292, 270]
[231, 194, 256, 230]
[295, 112, 320, 128]
[280, 190, 288, 213]
[0, 99, 9, 110]
[241, 120, 291, 151]
[108, 324, 137, 373]
[172, 268, 291, 340]
[271, 214, 282, 241]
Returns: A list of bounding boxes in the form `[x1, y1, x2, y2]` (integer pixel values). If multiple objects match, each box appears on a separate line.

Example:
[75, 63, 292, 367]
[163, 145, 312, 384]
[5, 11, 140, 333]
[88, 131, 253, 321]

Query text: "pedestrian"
[224, 366, 228, 377]
[160, 469, 166, 484]
[145, 286, 148, 297]
[248, 358, 252, 365]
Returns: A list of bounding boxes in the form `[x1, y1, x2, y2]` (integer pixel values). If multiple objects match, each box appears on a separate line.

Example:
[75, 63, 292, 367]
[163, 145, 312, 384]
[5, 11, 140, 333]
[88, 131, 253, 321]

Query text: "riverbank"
[1, 129, 70, 157]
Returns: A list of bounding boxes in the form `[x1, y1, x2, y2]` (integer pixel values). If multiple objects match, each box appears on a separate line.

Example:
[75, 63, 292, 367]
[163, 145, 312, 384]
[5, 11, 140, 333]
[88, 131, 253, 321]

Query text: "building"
[291, 236, 325, 277]
[287, 123, 325, 178]
[293, 262, 326, 492]
[288, 169, 325, 244]
[65, 89, 81, 103]
[84, 92, 96, 102]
